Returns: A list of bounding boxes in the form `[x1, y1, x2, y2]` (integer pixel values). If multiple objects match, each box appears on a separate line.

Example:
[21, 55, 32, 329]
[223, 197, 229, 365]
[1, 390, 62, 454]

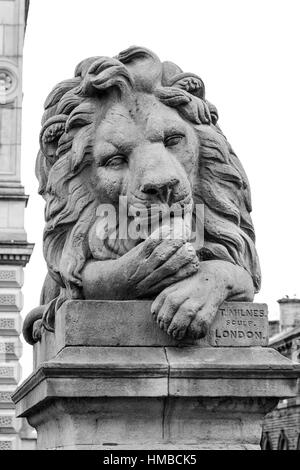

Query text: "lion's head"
[36, 46, 261, 323]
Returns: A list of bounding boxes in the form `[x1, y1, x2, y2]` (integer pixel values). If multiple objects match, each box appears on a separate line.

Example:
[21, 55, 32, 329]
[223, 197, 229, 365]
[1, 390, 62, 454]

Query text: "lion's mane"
[36, 46, 261, 328]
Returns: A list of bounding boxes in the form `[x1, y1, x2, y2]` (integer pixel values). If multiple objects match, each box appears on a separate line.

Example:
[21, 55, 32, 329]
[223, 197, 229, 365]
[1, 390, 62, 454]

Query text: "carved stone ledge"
[0, 242, 34, 267]
[54, 300, 269, 351]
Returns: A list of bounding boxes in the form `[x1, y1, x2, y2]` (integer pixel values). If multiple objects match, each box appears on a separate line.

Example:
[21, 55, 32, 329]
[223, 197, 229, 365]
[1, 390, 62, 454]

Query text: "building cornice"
[0, 242, 34, 267]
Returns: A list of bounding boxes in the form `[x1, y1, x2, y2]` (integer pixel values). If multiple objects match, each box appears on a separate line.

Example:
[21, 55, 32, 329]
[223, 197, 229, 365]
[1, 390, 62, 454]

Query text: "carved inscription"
[208, 303, 268, 347]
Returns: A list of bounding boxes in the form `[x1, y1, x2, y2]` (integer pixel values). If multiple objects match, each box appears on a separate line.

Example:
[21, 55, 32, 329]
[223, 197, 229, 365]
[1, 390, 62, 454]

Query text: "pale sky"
[20, 0, 300, 378]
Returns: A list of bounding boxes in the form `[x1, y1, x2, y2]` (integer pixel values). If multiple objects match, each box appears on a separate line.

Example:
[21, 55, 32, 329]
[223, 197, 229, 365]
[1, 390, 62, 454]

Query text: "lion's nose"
[141, 178, 179, 203]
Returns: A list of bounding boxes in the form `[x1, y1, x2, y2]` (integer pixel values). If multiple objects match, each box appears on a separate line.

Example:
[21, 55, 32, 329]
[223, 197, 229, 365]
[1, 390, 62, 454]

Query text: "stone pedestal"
[12, 301, 300, 450]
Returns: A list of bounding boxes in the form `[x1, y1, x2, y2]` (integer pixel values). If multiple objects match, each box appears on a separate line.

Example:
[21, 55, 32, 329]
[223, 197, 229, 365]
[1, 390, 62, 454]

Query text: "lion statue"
[23, 46, 261, 345]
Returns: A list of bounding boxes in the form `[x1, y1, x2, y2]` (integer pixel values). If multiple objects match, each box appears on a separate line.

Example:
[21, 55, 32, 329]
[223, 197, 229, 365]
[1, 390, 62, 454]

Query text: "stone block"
[3, 25, 21, 56]
[0, 435, 19, 450]
[0, 336, 22, 359]
[0, 289, 23, 311]
[207, 303, 268, 346]
[0, 409, 21, 434]
[0, 313, 22, 337]
[0, 361, 21, 384]
[0, 143, 15, 175]
[0, 199, 26, 239]
[0, 265, 23, 287]
[0, 1, 16, 25]
[55, 300, 185, 351]
[0, 385, 16, 408]
[0, 411, 20, 434]
[166, 346, 298, 398]
[0, 107, 18, 145]
[55, 300, 268, 352]
[0, 25, 3, 55]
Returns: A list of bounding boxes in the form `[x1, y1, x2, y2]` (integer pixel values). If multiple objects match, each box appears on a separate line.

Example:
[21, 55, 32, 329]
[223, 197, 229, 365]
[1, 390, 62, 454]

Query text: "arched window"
[261, 432, 273, 450]
[277, 430, 289, 450]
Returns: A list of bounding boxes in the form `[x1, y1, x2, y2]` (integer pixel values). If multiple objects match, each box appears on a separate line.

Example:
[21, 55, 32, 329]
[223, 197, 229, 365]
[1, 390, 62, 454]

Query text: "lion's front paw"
[151, 267, 230, 340]
[151, 261, 256, 340]
[151, 288, 211, 340]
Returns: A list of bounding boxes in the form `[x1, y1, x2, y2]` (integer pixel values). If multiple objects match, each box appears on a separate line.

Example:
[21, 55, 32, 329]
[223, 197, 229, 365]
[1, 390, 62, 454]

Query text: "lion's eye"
[164, 135, 184, 147]
[105, 155, 128, 168]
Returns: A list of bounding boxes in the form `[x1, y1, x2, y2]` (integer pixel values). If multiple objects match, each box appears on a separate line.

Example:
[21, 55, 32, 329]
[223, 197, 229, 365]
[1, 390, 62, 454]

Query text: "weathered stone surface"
[0, 361, 21, 384]
[0, 435, 19, 450]
[55, 300, 193, 351]
[13, 342, 300, 450]
[0, 409, 21, 433]
[0, 386, 15, 408]
[0, 1, 16, 25]
[166, 347, 298, 397]
[0, 266, 23, 288]
[54, 300, 268, 352]
[3, 25, 22, 57]
[0, 337, 22, 360]
[0, 289, 23, 311]
[0, 199, 27, 241]
[0, 313, 22, 336]
[207, 303, 268, 346]
[17, 397, 277, 450]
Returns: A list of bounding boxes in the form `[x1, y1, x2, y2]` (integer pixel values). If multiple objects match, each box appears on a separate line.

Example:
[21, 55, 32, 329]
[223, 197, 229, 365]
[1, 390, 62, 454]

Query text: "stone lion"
[23, 46, 261, 344]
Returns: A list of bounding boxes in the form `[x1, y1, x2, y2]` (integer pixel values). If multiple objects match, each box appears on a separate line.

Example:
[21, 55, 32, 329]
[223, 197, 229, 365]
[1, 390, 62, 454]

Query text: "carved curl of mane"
[36, 46, 261, 328]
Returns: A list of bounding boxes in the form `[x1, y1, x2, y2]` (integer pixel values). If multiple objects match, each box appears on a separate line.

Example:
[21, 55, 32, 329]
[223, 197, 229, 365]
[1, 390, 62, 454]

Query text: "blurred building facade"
[0, 0, 35, 450]
[262, 297, 300, 450]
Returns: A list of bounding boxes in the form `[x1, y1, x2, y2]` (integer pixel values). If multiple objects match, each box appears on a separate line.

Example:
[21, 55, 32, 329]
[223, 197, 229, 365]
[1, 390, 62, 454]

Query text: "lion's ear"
[39, 115, 67, 162]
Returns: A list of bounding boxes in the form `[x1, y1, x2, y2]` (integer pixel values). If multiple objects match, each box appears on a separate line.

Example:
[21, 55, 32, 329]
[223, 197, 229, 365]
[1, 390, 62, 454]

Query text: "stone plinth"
[12, 301, 300, 450]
